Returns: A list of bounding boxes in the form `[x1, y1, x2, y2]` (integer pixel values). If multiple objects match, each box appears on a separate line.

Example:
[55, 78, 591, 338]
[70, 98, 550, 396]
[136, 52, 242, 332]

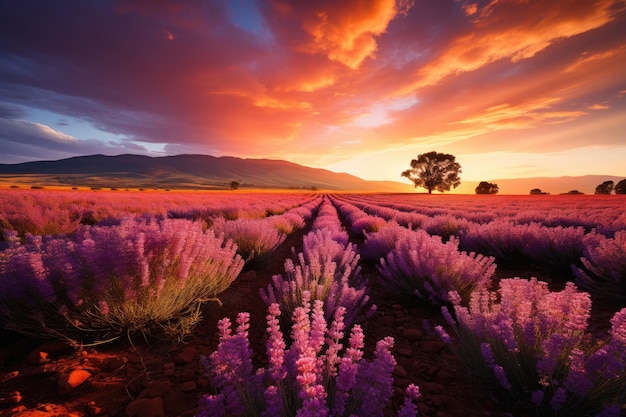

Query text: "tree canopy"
[615, 179, 626, 194]
[475, 181, 499, 194]
[401, 151, 461, 194]
[595, 180, 614, 194]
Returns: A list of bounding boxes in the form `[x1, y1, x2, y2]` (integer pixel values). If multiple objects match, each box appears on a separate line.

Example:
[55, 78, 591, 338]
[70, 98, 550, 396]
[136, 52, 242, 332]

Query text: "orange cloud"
[273, 0, 412, 69]
[401, 0, 625, 92]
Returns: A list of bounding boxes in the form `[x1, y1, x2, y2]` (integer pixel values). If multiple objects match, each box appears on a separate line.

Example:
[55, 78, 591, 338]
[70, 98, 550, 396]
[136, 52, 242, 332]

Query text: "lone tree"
[475, 181, 499, 194]
[615, 179, 626, 194]
[401, 151, 461, 194]
[595, 180, 614, 194]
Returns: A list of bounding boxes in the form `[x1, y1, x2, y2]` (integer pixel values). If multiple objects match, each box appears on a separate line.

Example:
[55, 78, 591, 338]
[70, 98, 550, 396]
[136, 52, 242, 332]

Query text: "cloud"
[0, 118, 149, 163]
[400, 0, 626, 92]
[267, 0, 412, 69]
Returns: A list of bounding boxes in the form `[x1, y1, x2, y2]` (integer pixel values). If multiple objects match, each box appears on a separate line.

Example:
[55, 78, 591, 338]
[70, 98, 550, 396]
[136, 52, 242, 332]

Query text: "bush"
[437, 278, 626, 416]
[261, 229, 374, 330]
[211, 217, 286, 264]
[0, 218, 243, 344]
[378, 229, 495, 306]
[199, 292, 419, 417]
[573, 231, 626, 302]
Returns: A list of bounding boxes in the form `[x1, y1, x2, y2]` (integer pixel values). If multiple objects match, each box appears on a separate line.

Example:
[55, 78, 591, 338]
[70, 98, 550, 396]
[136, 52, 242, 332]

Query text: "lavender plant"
[0, 218, 244, 344]
[199, 292, 419, 417]
[211, 217, 287, 264]
[260, 229, 374, 330]
[378, 229, 495, 306]
[573, 231, 626, 302]
[437, 278, 626, 416]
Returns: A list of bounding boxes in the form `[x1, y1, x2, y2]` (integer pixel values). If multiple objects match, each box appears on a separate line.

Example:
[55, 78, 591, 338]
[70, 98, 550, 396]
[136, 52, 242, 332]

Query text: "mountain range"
[0, 154, 622, 194]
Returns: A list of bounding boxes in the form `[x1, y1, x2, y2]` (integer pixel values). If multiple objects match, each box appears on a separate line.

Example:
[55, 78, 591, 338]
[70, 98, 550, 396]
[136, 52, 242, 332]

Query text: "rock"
[126, 398, 164, 417]
[173, 347, 196, 365]
[37, 340, 75, 357]
[0, 391, 22, 406]
[436, 369, 456, 384]
[181, 367, 196, 381]
[27, 350, 49, 365]
[148, 380, 172, 398]
[396, 347, 412, 357]
[392, 365, 408, 378]
[58, 369, 92, 395]
[402, 328, 423, 341]
[87, 355, 126, 371]
[238, 270, 256, 282]
[421, 340, 446, 353]
[180, 381, 196, 392]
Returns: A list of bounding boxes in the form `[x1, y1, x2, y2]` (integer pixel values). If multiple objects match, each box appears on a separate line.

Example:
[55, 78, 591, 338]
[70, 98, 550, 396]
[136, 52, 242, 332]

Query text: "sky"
[1, 0, 625, 185]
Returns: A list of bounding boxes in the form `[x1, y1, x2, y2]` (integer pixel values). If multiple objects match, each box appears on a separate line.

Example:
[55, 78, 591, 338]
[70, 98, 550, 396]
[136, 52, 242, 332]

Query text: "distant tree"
[615, 179, 626, 194]
[595, 180, 614, 194]
[229, 181, 240, 190]
[565, 190, 584, 195]
[530, 188, 547, 195]
[475, 181, 499, 195]
[401, 151, 461, 194]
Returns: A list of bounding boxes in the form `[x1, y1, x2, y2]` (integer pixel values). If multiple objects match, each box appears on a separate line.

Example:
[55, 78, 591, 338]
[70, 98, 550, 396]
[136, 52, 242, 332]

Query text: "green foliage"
[401, 151, 461, 194]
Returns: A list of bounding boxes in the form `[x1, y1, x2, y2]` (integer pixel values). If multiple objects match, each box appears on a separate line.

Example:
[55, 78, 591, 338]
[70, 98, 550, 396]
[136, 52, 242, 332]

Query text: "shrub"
[362, 221, 413, 263]
[199, 292, 419, 417]
[573, 231, 626, 302]
[0, 218, 243, 344]
[211, 217, 286, 264]
[261, 229, 374, 330]
[378, 229, 495, 306]
[438, 278, 626, 416]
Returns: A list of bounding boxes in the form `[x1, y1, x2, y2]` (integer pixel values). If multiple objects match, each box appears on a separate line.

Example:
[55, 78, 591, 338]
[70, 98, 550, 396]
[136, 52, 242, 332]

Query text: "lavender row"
[202, 197, 420, 416]
[341, 193, 626, 236]
[0, 189, 318, 240]
[261, 197, 374, 330]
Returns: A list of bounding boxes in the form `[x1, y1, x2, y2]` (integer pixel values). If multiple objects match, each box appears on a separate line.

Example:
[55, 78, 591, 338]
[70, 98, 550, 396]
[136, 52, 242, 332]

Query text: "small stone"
[392, 365, 408, 378]
[436, 369, 456, 384]
[0, 392, 22, 406]
[402, 328, 423, 341]
[127, 398, 164, 417]
[238, 270, 256, 282]
[396, 347, 413, 357]
[422, 341, 446, 353]
[27, 350, 49, 365]
[173, 347, 196, 365]
[149, 380, 172, 398]
[180, 381, 196, 392]
[59, 369, 92, 395]
[181, 367, 195, 381]
[1, 370, 19, 382]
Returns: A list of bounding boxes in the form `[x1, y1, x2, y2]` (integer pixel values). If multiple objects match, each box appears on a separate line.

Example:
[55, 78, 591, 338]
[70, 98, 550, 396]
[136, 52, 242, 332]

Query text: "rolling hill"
[0, 154, 414, 191]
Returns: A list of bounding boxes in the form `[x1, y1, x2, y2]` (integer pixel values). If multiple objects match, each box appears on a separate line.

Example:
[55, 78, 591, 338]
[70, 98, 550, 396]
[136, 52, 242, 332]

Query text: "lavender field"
[0, 189, 625, 417]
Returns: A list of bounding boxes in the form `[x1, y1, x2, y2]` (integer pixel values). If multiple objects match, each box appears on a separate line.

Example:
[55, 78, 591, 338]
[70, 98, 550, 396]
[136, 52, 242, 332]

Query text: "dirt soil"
[0, 226, 617, 417]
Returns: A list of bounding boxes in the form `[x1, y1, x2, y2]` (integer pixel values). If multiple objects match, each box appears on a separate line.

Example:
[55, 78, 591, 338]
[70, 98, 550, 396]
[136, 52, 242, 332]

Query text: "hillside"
[0, 154, 414, 192]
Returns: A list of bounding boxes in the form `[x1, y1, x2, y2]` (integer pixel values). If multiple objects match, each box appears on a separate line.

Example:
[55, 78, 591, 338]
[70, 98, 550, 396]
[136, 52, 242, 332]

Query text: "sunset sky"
[1, 0, 625, 185]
